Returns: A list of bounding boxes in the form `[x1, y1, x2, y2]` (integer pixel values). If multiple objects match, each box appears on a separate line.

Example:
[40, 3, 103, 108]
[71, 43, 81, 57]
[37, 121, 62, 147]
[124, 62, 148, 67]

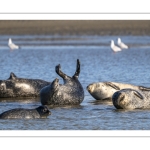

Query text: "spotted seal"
[86, 82, 150, 100]
[0, 72, 51, 98]
[0, 105, 51, 119]
[112, 88, 150, 110]
[40, 59, 84, 106]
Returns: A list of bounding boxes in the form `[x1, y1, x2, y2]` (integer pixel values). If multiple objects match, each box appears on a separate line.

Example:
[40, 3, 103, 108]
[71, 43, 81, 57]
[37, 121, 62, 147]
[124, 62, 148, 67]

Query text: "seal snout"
[55, 78, 59, 83]
[112, 92, 125, 109]
[113, 92, 125, 102]
[86, 84, 93, 93]
[118, 93, 125, 103]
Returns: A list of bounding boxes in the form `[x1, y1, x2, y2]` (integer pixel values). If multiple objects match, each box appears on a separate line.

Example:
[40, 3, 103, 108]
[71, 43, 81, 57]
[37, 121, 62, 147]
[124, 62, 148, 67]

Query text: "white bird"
[110, 40, 121, 52]
[117, 38, 128, 49]
[8, 38, 19, 50]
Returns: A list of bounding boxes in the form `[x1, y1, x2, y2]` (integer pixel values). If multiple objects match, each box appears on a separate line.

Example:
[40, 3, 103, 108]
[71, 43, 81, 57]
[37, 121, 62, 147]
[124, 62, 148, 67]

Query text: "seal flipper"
[8, 72, 17, 80]
[139, 86, 150, 91]
[55, 64, 70, 80]
[105, 82, 120, 90]
[73, 59, 80, 79]
[133, 90, 144, 100]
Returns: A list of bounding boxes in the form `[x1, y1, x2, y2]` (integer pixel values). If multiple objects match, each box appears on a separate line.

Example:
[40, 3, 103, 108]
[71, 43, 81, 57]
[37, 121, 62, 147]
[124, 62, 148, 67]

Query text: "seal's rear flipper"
[139, 86, 150, 91]
[55, 64, 69, 79]
[105, 82, 120, 90]
[73, 59, 80, 79]
[8, 72, 17, 80]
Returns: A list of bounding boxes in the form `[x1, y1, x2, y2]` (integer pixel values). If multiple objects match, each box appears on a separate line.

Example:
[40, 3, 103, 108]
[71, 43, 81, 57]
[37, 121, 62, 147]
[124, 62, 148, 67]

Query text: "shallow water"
[0, 35, 150, 130]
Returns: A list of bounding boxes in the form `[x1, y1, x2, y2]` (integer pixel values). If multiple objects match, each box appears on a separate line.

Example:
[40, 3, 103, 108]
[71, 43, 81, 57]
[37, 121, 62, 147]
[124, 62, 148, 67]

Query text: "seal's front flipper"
[139, 86, 150, 91]
[8, 72, 17, 80]
[73, 59, 80, 79]
[55, 64, 68, 79]
[105, 82, 120, 90]
[133, 90, 144, 100]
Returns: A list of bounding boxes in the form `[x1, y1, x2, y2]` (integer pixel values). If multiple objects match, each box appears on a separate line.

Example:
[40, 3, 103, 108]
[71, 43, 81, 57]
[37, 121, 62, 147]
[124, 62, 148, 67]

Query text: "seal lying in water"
[0, 105, 51, 119]
[0, 72, 51, 98]
[112, 88, 150, 110]
[86, 81, 150, 100]
[40, 59, 84, 106]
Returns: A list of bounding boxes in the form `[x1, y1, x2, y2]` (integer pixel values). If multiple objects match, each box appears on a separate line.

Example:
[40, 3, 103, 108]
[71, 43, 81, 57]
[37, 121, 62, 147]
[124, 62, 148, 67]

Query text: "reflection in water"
[47, 104, 84, 110]
[0, 97, 39, 103]
[0, 35, 150, 129]
[88, 99, 113, 105]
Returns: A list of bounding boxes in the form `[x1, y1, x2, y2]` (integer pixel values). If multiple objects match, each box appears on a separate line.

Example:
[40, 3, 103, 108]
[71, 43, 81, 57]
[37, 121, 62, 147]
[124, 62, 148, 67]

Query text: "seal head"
[36, 106, 51, 118]
[112, 88, 145, 109]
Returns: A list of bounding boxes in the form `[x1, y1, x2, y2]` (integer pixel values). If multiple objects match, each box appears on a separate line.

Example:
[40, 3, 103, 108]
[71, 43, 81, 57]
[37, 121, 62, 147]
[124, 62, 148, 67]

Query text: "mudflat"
[0, 20, 150, 35]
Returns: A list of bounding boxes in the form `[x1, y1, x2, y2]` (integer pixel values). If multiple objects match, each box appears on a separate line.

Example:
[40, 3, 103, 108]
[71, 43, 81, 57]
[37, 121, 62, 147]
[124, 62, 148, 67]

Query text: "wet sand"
[0, 20, 150, 35]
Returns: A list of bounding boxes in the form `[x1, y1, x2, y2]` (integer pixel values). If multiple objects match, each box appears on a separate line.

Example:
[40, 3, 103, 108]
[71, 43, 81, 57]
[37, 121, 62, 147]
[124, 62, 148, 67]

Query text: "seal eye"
[43, 108, 48, 112]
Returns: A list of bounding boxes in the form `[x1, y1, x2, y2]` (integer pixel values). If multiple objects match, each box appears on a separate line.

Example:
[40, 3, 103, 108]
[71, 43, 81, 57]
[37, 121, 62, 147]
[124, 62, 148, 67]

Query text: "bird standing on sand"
[117, 38, 128, 49]
[110, 40, 121, 52]
[8, 38, 20, 50]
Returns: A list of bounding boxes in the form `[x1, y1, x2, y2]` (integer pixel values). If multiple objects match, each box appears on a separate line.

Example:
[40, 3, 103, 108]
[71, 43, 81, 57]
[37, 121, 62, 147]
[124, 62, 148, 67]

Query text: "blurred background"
[0, 20, 150, 35]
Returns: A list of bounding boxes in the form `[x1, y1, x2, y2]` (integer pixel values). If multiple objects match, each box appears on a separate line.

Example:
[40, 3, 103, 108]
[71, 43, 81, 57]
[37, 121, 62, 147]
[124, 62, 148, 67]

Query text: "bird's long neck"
[9, 39, 12, 44]
[111, 41, 114, 47]
[118, 39, 121, 44]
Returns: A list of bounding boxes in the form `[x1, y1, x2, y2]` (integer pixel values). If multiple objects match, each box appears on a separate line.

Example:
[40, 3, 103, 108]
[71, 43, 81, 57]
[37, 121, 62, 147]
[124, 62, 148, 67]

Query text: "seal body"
[0, 106, 51, 119]
[86, 82, 142, 100]
[0, 72, 51, 98]
[112, 88, 150, 110]
[40, 59, 84, 106]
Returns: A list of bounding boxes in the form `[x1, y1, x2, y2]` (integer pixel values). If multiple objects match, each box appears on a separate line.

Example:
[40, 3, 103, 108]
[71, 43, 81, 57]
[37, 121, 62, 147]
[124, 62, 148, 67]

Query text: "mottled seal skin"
[0, 105, 51, 119]
[40, 59, 84, 106]
[0, 72, 51, 98]
[112, 88, 150, 110]
[86, 82, 149, 100]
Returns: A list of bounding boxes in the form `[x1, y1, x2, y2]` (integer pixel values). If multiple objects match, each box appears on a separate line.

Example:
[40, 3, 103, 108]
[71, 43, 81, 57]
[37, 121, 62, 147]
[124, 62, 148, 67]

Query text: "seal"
[0, 72, 51, 98]
[112, 88, 150, 110]
[0, 105, 51, 119]
[40, 59, 84, 106]
[86, 82, 150, 100]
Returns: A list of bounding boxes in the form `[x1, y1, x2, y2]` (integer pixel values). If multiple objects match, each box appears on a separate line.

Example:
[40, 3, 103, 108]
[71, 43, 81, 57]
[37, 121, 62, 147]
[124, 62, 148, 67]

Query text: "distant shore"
[0, 20, 150, 35]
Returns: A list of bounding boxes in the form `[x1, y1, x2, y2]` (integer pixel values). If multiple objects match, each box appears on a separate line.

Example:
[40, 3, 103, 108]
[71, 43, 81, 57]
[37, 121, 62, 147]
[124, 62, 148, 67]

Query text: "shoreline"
[0, 20, 150, 35]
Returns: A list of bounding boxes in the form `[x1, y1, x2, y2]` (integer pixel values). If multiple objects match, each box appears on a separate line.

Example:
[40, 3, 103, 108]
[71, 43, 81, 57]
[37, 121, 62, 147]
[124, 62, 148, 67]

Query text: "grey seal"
[0, 72, 51, 98]
[0, 105, 51, 119]
[86, 81, 148, 100]
[112, 88, 150, 110]
[40, 59, 84, 106]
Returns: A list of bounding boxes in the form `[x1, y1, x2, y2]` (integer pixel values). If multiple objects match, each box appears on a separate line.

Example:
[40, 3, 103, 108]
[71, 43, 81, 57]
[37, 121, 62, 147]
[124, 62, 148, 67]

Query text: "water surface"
[0, 35, 150, 130]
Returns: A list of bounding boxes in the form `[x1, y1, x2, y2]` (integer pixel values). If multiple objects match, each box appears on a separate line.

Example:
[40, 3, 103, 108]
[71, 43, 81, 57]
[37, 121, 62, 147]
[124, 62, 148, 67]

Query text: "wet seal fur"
[112, 88, 150, 110]
[0, 72, 51, 98]
[86, 82, 150, 100]
[40, 59, 84, 106]
[0, 105, 51, 119]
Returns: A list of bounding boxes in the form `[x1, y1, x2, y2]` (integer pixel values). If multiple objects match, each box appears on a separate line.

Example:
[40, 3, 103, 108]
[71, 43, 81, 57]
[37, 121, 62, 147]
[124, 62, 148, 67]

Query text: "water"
[0, 35, 150, 130]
